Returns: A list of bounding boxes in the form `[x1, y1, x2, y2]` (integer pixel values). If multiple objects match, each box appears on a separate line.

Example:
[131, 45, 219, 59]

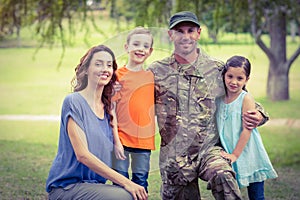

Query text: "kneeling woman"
[46, 45, 147, 200]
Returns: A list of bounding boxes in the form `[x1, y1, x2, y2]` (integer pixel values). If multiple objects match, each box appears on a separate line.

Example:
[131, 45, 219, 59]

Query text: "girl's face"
[125, 33, 153, 65]
[224, 66, 249, 94]
[87, 51, 114, 87]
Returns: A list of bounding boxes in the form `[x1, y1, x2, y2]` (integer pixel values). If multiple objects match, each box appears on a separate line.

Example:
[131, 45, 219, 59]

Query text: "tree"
[158, 0, 300, 101]
[0, 0, 108, 67]
[1, 0, 299, 100]
[247, 0, 300, 101]
[0, 0, 108, 46]
[142, 0, 300, 100]
[0, 0, 33, 46]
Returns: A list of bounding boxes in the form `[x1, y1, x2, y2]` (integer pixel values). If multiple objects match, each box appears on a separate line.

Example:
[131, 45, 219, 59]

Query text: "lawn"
[0, 21, 300, 199]
[0, 121, 299, 199]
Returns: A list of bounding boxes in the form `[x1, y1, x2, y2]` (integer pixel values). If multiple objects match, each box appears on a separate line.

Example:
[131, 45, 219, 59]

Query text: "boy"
[112, 27, 155, 193]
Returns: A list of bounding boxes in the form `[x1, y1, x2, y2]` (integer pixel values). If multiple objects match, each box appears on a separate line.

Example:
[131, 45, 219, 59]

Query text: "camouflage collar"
[170, 48, 204, 77]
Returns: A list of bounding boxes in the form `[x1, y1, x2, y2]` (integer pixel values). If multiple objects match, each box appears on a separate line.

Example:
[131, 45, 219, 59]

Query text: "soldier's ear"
[197, 28, 201, 40]
[168, 30, 175, 41]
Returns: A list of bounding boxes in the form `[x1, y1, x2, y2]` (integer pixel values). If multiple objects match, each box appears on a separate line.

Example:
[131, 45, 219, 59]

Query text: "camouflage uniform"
[148, 48, 242, 200]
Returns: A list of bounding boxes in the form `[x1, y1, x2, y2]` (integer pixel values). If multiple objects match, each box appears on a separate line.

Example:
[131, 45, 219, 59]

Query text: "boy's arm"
[112, 102, 126, 160]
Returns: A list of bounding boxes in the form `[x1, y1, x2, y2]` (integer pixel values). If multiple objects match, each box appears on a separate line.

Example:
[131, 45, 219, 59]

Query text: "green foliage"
[1, 0, 299, 49]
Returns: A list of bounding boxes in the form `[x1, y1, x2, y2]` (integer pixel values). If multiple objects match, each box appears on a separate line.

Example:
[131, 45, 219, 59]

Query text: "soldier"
[148, 11, 269, 200]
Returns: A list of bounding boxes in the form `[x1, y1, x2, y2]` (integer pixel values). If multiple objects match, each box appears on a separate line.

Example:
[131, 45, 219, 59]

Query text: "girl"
[46, 45, 147, 200]
[216, 55, 277, 200]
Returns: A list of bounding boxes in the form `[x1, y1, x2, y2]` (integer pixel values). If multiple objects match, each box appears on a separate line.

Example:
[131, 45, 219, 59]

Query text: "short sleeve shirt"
[113, 66, 155, 150]
[46, 92, 113, 192]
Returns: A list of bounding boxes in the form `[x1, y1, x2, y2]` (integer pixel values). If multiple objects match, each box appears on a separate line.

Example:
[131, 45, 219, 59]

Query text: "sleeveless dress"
[216, 90, 278, 188]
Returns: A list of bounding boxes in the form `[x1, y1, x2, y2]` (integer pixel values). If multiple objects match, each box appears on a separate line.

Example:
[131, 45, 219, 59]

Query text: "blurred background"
[0, 0, 299, 199]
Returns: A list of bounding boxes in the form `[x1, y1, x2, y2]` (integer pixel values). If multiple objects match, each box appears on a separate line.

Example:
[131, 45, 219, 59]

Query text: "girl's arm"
[243, 101, 269, 129]
[67, 117, 147, 200]
[111, 102, 126, 160]
[222, 93, 256, 163]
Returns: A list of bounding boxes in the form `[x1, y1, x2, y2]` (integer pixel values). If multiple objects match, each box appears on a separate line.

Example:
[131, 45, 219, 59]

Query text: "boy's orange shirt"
[113, 66, 155, 150]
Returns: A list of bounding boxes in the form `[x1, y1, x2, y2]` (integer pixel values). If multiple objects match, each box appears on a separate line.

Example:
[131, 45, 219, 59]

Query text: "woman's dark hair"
[71, 45, 118, 127]
[222, 55, 251, 94]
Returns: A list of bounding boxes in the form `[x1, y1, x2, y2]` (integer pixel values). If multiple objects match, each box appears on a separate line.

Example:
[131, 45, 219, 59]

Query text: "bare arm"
[67, 117, 147, 200]
[111, 102, 126, 160]
[243, 101, 269, 130]
[222, 94, 255, 163]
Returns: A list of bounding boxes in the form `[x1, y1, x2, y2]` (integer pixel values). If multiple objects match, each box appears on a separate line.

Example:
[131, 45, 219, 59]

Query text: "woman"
[46, 45, 147, 200]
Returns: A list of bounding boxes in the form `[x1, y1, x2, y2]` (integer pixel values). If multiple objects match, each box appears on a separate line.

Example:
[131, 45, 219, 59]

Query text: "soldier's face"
[168, 22, 201, 57]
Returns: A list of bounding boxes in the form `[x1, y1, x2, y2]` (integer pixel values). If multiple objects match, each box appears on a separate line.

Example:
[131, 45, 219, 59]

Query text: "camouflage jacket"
[148, 49, 225, 184]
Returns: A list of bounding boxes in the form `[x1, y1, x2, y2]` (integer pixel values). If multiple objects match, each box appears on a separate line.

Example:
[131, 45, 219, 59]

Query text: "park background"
[0, 1, 299, 199]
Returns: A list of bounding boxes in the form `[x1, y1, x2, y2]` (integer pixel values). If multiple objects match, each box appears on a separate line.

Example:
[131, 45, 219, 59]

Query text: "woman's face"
[87, 51, 114, 87]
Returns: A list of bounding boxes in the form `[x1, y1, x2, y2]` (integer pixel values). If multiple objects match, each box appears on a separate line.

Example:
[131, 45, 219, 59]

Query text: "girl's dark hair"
[71, 45, 118, 127]
[222, 55, 251, 94]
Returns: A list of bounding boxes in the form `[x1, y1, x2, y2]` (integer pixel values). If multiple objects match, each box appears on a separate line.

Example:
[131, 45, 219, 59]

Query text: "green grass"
[0, 121, 59, 199]
[0, 121, 299, 199]
[0, 42, 299, 116]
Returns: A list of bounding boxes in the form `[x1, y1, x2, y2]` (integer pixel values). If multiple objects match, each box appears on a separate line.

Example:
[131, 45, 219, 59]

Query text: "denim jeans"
[113, 146, 151, 193]
[247, 181, 265, 200]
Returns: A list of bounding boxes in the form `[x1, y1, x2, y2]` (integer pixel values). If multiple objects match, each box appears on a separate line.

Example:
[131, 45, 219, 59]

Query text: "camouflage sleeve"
[255, 101, 269, 126]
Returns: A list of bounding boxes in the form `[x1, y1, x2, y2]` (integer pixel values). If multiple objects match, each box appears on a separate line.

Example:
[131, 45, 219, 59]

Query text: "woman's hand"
[124, 182, 148, 200]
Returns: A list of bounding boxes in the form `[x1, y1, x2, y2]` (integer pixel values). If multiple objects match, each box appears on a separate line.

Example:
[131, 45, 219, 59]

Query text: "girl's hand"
[114, 141, 126, 160]
[221, 151, 237, 164]
[124, 183, 148, 200]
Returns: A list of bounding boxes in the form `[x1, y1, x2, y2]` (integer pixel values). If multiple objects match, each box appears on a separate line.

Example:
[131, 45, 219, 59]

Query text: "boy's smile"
[125, 33, 153, 66]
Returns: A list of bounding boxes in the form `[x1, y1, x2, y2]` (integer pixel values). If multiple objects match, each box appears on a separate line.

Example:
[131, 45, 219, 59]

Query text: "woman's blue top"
[46, 92, 113, 192]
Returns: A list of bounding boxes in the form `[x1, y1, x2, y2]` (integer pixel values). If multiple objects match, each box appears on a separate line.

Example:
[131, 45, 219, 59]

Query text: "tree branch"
[248, 0, 273, 60]
[255, 37, 274, 59]
[287, 46, 300, 70]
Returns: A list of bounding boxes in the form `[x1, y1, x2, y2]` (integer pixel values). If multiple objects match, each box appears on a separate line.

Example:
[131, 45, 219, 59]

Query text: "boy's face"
[125, 33, 153, 65]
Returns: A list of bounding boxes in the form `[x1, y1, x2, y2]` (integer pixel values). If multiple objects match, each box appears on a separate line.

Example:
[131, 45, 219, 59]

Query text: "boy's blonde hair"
[126, 27, 154, 47]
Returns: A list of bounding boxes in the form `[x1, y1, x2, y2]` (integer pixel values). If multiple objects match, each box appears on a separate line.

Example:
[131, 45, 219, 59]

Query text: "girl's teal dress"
[216, 90, 277, 188]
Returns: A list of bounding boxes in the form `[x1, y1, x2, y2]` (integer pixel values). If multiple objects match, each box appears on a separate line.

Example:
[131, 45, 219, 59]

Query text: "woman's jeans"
[247, 181, 265, 200]
[113, 146, 151, 192]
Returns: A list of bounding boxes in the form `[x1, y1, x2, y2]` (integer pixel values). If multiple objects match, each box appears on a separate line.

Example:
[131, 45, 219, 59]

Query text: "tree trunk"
[267, 7, 289, 101]
[267, 61, 289, 101]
